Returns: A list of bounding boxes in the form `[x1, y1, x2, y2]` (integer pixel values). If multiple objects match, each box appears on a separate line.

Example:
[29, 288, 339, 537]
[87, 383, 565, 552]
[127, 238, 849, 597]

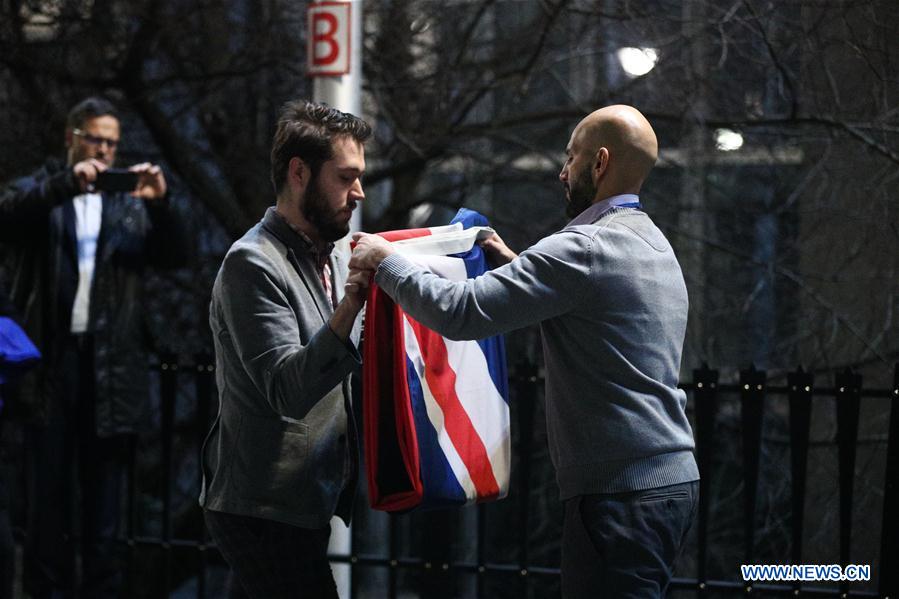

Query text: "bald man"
[350, 105, 698, 597]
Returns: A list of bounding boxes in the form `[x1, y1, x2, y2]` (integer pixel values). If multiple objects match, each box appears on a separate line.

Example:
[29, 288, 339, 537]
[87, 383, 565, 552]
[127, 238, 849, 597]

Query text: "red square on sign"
[307, 2, 352, 76]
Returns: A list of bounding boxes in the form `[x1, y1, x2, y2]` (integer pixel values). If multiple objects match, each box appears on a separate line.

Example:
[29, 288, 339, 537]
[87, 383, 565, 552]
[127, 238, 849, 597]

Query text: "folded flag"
[363, 208, 510, 512]
[0, 316, 41, 385]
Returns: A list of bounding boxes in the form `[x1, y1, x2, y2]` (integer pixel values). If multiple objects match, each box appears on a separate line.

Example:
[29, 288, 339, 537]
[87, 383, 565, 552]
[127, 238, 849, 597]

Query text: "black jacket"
[0, 158, 189, 435]
[0, 283, 15, 319]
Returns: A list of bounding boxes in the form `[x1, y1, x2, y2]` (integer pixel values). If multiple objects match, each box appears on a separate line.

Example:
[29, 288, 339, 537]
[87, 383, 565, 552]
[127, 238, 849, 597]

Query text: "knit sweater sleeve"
[374, 230, 593, 341]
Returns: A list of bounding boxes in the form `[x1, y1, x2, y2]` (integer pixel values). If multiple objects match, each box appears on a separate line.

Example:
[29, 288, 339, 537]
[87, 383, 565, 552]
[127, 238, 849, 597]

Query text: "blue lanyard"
[597, 198, 641, 220]
[569, 195, 643, 226]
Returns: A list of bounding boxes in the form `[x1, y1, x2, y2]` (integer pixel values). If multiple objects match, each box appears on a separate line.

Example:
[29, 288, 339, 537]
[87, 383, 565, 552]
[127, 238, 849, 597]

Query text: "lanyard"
[570, 194, 642, 226]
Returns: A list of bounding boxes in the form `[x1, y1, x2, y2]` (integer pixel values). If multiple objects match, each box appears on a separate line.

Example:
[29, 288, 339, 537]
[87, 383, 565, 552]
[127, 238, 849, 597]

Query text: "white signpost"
[307, 2, 363, 597]
[308, 2, 352, 77]
[308, 0, 363, 236]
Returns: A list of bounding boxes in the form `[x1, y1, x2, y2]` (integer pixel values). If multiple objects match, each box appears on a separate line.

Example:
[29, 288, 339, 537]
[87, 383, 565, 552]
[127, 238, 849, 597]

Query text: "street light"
[715, 128, 744, 151]
[617, 47, 659, 77]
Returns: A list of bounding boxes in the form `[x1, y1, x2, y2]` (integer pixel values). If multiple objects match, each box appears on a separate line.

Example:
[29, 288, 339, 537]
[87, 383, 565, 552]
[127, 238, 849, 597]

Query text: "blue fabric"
[406, 357, 467, 506]
[383, 207, 509, 510]
[376, 205, 698, 499]
[450, 207, 489, 229]
[448, 209, 509, 404]
[0, 316, 41, 384]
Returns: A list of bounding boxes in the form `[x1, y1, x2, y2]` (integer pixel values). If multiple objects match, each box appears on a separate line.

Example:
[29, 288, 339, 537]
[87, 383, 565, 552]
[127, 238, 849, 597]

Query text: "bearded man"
[199, 100, 369, 598]
[350, 105, 699, 598]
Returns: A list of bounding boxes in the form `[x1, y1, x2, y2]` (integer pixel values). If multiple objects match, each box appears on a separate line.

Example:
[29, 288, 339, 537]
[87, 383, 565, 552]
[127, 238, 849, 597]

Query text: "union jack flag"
[363, 209, 510, 512]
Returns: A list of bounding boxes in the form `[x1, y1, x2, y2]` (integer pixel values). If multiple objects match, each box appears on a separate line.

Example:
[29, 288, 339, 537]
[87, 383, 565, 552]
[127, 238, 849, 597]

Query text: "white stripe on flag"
[393, 226, 493, 257]
[425, 223, 463, 235]
[403, 318, 478, 500]
[407, 254, 469, 281]
[405, 252, 510, 497]
[442, 337, 510, 497]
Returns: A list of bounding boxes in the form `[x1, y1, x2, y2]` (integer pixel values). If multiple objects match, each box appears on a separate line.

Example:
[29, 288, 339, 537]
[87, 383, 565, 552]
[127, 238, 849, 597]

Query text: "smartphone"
[95, 168, 138, 192]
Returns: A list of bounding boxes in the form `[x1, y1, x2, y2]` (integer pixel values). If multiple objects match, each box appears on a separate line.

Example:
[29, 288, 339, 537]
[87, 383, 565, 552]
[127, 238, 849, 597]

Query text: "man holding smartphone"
[0, 96, 188, 598]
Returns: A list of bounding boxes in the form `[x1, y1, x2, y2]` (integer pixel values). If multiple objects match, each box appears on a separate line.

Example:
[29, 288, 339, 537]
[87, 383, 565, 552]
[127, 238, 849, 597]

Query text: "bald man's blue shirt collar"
[568, 193, 641, 226]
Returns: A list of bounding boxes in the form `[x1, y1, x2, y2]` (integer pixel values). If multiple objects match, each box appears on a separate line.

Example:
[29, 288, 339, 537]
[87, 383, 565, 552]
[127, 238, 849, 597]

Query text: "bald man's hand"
[480, 232, 517, 267]
[350, 233, 396, 271]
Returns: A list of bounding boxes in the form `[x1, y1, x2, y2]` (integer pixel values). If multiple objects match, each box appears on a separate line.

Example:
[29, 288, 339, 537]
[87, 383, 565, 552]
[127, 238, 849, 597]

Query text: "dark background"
[1, 0, 897, 596]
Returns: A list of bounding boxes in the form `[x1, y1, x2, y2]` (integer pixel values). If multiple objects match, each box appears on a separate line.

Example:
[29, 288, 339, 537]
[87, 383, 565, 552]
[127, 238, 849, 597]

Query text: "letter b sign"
[307, 2, 351, 76]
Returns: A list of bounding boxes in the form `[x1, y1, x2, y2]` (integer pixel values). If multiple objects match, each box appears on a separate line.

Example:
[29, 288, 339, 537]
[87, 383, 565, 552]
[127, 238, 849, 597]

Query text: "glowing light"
[617, 47, 659, 77]
[714, 128, 744, 151]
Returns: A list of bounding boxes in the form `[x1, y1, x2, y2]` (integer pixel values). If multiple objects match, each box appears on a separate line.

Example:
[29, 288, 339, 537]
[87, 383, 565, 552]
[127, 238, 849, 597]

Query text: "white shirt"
[70, 192, 103, 333]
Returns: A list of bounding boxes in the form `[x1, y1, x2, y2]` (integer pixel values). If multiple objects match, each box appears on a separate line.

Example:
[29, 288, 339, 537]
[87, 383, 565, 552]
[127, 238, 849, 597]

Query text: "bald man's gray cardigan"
[375, 206, 698, 499]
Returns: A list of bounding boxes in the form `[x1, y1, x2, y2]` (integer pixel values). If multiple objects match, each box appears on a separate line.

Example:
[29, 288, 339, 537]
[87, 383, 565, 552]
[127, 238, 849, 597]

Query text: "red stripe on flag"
[350, 228, 432, 251]
[406, 318, 500, 499]
[378, 228, 434, 242]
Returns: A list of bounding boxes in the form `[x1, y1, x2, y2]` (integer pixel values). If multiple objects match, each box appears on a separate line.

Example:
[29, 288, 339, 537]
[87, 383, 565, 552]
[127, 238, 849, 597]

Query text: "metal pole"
[309, 2, 363, 597]
[313, 0, 364, 235]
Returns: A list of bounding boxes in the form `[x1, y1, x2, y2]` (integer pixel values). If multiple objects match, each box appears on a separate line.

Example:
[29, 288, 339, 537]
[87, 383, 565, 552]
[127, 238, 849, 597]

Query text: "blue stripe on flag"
[478, 337, 509, 403]
[447, 210, 510, 402]
[450, 207, 488, 229]
[446, 242, 510, 403]
[405, 356, 467, 506]
[454, 242, 486, 279]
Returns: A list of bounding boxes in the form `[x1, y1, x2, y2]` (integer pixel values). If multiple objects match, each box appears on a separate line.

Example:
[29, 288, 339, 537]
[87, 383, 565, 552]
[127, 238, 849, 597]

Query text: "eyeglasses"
[72, 128, 119, 149]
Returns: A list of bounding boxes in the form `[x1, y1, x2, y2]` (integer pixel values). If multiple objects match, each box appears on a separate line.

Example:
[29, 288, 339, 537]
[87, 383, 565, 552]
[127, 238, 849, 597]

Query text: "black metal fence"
[121, 358, 899, 598]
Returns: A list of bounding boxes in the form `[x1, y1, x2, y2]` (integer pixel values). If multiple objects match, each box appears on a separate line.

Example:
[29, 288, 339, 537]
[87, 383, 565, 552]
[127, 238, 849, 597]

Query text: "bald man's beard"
[303, 175, 355, 243]
[565, 166, 596, 218]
